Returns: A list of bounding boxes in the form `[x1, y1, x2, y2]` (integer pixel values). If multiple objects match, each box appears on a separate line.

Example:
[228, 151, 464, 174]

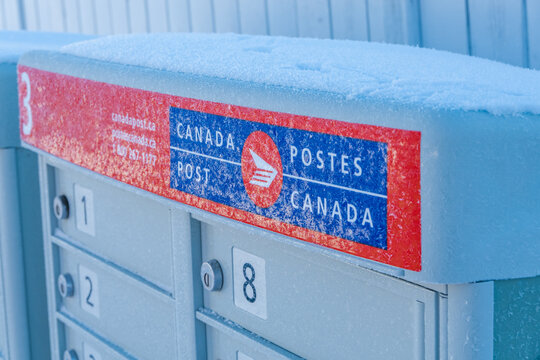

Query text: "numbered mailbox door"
[53, 244, 177, 359]
[196, 307, 303, 360]
[52, 165, 174, 294]
[199, 221, 439, 360]
[59, 319, 128, 360]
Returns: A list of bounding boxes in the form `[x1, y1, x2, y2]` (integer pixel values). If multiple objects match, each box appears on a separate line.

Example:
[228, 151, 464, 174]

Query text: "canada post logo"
[169, 106, 388, 250]
[241, 131, 283, 208]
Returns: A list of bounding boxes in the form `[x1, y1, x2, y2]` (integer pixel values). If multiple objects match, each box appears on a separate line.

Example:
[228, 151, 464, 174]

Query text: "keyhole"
[60, 283, 65, 293]
[55, 204, 60, 216]
[204, 272, 210, 287]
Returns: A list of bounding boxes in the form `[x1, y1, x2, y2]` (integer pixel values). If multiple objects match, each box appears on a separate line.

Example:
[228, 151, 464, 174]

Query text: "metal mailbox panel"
[200, 221, 438, 360]
[206, 329, 273, 360]
[53, 166, 174, 293]
[0, 149, 31, 360]
[0, 281, 7, 359]
[197, 309, 302, 360]
[54, 244, 177, 359]
[60, 320, 128, 360]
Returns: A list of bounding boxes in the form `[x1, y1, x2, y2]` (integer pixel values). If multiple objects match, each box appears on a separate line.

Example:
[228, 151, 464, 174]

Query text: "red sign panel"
[18, 66, 421, 271]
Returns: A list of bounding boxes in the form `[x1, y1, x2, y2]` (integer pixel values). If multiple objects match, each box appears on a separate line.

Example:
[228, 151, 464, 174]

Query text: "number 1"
[74, 185, 95, 236]
[81, 196, 88, 225]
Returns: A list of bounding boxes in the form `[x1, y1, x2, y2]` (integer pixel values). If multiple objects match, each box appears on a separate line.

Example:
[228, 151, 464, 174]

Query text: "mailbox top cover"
[18, 33, 540, 283]
[0, 31, 94, 147]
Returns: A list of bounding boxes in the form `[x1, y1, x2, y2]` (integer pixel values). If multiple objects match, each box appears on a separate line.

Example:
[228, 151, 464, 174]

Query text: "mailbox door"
[53, 166, 174, 294]
[60, 319, 129, 360]
[197, 308, 303, 360]
[53, 244, 177, 359]
[40, 159, 204, 360]
[198, 219, 439, 360]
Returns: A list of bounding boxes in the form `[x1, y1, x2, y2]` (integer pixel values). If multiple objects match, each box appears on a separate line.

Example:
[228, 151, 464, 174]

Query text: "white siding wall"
[528, 0, 540, 69]
[0, 0, 539, 69]
[420, 0, 469, 54]
[469, 0, 529, 67]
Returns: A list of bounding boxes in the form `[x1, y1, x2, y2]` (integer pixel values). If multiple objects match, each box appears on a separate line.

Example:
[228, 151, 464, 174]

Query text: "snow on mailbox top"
[59, 32, 540, 116]
[18, 33, 540, 283]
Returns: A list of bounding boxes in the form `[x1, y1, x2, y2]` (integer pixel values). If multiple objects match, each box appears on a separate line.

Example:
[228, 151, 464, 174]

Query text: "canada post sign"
[170, 107, 388, 249]
[18, 66, 421, 271]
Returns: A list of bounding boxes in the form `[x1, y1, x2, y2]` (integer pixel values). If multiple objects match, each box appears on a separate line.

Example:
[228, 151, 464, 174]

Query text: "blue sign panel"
[169, 107, 388, 249]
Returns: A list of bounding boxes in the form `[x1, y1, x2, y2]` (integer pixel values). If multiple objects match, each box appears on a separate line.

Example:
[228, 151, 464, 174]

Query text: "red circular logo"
[241, 131, 283, 208]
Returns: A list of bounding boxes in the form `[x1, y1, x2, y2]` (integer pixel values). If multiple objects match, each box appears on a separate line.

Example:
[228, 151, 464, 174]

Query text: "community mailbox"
[0, 31, 92, 360]
[18, 33, 540, 359]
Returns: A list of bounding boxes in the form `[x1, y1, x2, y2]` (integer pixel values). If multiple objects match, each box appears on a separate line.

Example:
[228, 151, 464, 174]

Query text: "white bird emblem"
[248, 149, 278, 188]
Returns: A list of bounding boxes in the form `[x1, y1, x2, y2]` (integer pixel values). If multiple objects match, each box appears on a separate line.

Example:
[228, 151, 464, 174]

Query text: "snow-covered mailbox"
[18, 34, 539, 360]
[0, 31, 91, 360]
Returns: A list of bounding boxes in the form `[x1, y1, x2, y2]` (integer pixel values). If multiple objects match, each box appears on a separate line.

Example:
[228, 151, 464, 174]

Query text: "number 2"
[85, 276, 94, 307]
[79, 265, 100, 318]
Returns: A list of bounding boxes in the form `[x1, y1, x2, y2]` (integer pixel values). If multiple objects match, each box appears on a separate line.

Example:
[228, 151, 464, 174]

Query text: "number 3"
[83, 343, 102, 360]
[21, 72, 33, 135]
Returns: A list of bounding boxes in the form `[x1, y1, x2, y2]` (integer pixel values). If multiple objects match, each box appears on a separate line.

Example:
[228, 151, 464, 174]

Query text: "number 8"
[242, 263, 256, 303]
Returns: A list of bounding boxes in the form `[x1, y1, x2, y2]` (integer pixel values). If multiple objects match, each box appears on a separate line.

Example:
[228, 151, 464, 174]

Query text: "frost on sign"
[18, 67, 421, 271]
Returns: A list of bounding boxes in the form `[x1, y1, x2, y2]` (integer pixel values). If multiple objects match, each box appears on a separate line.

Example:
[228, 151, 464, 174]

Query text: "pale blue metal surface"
[0, 31, 93, 360]
[19, 44, 540, 284]
[37, 157, 205, 359]
[17, 33, 539, 359]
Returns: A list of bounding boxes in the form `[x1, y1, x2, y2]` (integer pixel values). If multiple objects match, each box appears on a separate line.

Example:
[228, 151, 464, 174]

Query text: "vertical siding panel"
[3, 0, 23, 30]
[527, 0, 540, 69]
[267, 0, 298, 36]
[420, 0, 469, 53]
[168, 0, 191, 32]
[80, 0, 97, 34]
[368, 0, 421, 45]
[94, 0, 113, 34]
[36, 0, 52, 30]
[368, 0, 401, 43]
[330, 0, 369, 40]
[296, 0, 331, 38]
[148, 0, 169, 32]
[48, 0, 66, 31]
[0, 0, 5, 29]
[128, 0, 148, 32]
[403, 0, 421, 45]
[468, 0, 527, 66]
[21, 0, 40, 30]
[214, 0, 240, 33]
[64, 0, 81, 33]
[189, 0, 214, 32]
[110, 0, 129, 34]
[238, 0, 268, 35]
